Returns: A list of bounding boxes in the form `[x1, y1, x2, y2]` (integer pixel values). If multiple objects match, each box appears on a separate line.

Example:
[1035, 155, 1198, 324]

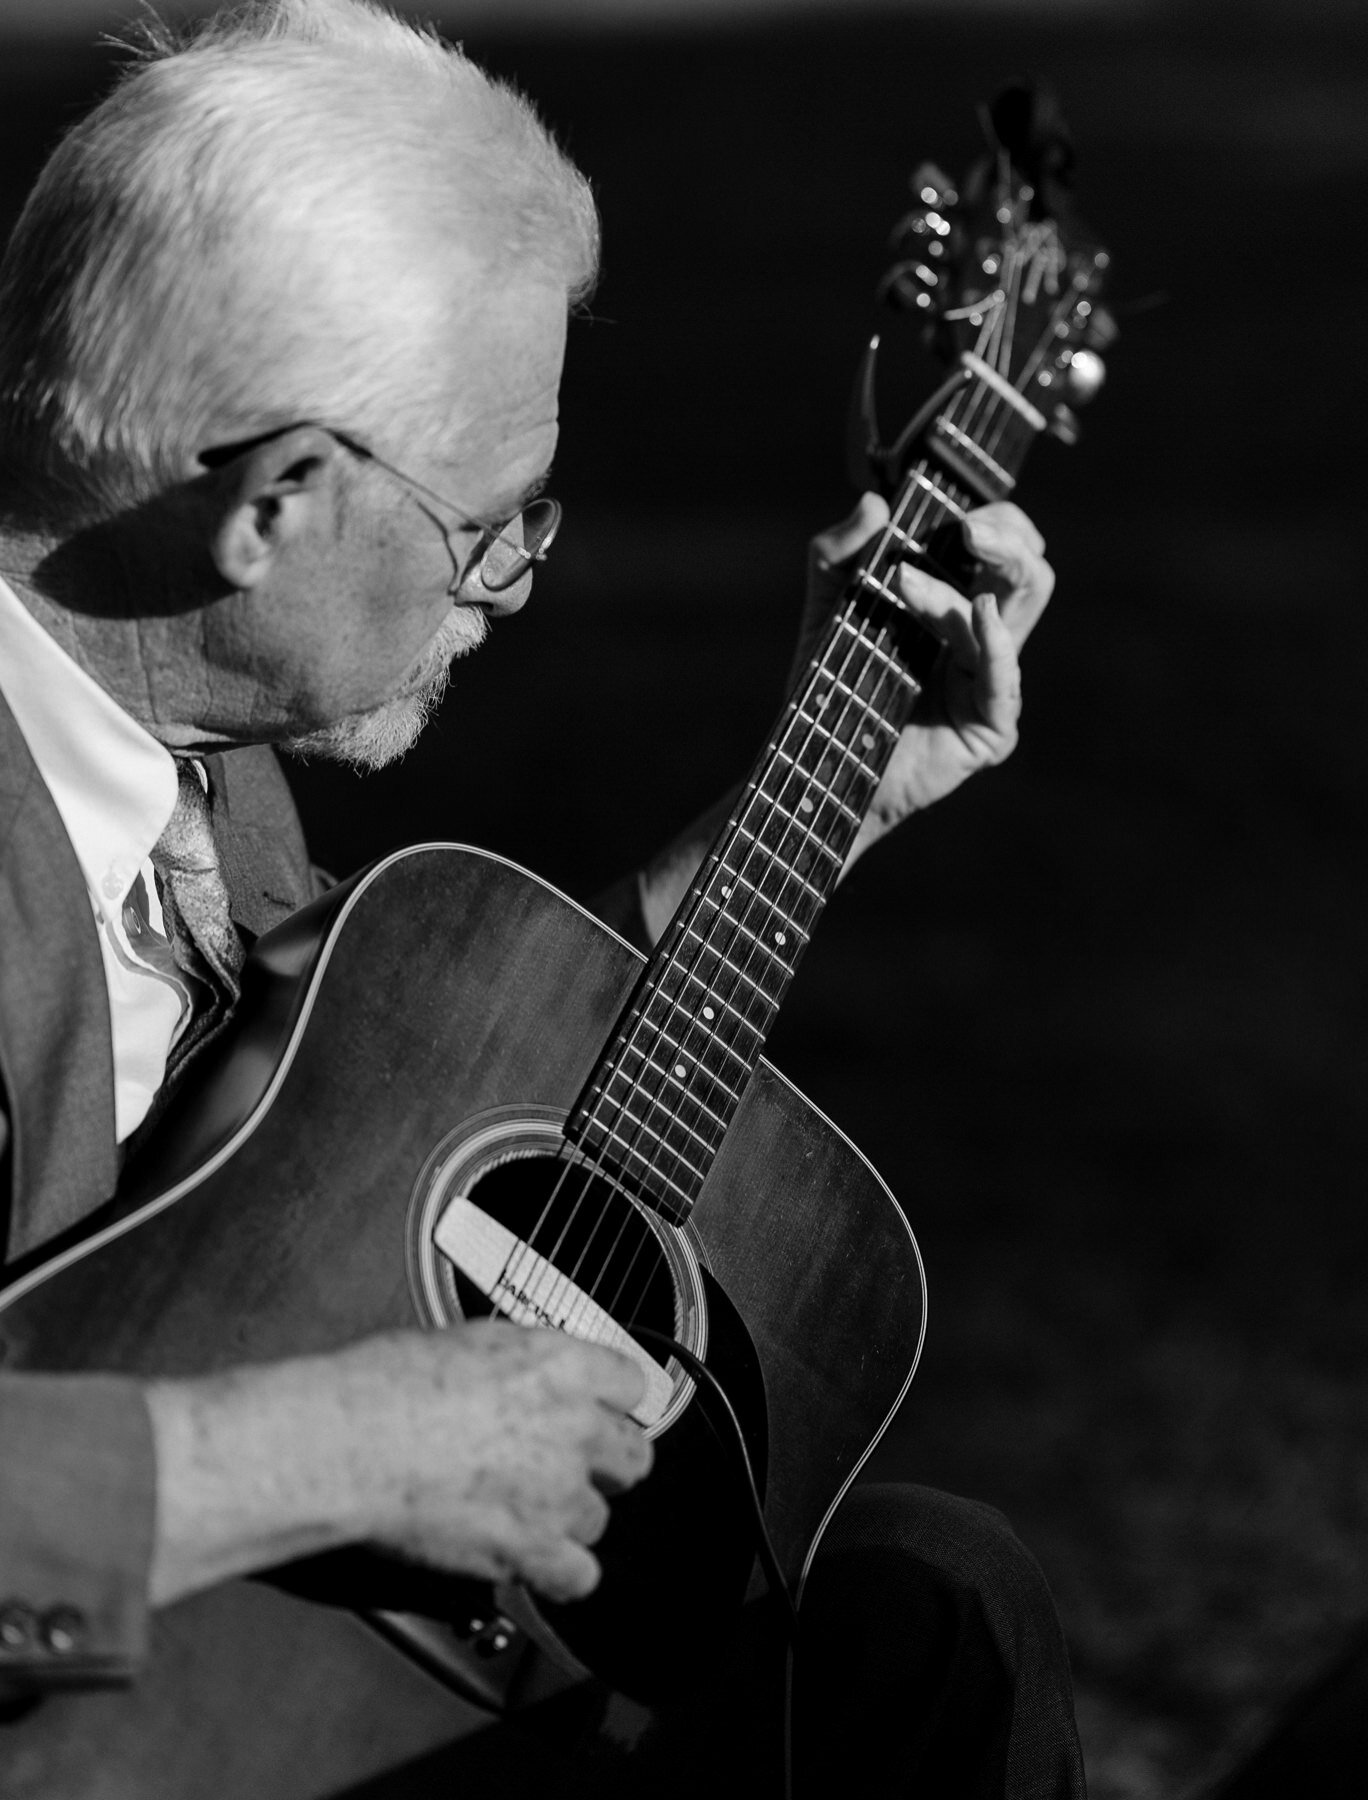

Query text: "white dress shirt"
[0, 574, 192, 1142]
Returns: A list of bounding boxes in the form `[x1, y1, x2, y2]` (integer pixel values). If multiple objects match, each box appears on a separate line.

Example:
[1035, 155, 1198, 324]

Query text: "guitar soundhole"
[457, 1153, 677, 1346]
[409, 1109, 709, 1434]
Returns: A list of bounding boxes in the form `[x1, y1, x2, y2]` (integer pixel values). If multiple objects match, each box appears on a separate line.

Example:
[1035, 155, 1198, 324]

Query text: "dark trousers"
[347, 1482, 1086, 1799]
[790, 1483, 1087, 1798]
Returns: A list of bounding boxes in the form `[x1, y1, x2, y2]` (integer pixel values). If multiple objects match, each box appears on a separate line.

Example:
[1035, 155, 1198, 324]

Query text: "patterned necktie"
[151, 758, 245, 1005]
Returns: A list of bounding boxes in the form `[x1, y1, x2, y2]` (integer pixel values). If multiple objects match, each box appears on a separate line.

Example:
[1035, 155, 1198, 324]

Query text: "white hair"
[0, 0, 598, 524]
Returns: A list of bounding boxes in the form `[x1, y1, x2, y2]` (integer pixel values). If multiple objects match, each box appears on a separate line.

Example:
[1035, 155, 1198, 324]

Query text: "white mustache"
[405, 603, 488, 691]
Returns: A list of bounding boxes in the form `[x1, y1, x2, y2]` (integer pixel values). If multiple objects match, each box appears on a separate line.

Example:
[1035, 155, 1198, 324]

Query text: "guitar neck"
[564, 339, 1068, 1226]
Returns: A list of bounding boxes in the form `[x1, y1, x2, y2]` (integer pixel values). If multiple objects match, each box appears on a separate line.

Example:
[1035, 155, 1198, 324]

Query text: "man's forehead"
[428, 283, 566, 506]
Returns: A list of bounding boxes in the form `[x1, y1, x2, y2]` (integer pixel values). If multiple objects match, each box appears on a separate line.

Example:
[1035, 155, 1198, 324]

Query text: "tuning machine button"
[909, 161, 959, 209]
[877, 259, 940, 313]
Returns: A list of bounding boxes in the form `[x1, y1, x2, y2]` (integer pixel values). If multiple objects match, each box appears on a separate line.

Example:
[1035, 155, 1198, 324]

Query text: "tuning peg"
[889, 210, 951, 257]
[1048, 404, 1081, 446]
[1056, 347, 1106, 405]
[877, 258, 941, 314]
[909, 161, 958, 209]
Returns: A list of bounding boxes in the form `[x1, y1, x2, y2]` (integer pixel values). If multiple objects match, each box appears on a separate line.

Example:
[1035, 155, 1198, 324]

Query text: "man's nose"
[471, 568, 533, 617]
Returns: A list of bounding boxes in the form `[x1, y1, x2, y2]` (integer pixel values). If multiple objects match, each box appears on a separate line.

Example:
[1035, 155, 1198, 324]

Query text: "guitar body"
[0, 844, 925, 1800]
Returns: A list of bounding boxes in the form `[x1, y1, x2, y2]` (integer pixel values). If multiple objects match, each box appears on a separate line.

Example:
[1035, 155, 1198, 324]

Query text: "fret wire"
[707, 892, 805, 966]
[619, 999, 760, 1085]
[590, 1066, 736, 1153]
[582, 1117, 705, 1192]
[613, 1039, 743, 1118]
[732, 786, 857, 891]
[684, 890, 806, 969]
[625, 1035, 751, 1107]
[604, 1048, 736, 1121]
[589, 1084, 720, 1157]
[904, 467, 968, 521]
[701, 855, 822, 943]
[572, 585, 920, 1207]
[677, 923, 776, 1002]
[618, 1012, 759, 1096]
[752, 765, 865, 835]
[793, 705, 898, 777]
[612, 599, 897, 1064]
[635, 939, 774, 1060]
[770, 740, 871, 811]
[715, 844, 826, 912]
[836, 614, 917, 685]
[634, 969, 764, 1047]
[732, 815, 843, 873]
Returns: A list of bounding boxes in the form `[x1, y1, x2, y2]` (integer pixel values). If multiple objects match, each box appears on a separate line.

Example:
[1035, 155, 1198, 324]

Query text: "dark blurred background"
[2, 2, 1365, 1793]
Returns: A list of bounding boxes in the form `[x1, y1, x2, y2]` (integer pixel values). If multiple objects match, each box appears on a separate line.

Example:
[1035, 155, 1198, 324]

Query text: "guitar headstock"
[854, 85, 1114, 493]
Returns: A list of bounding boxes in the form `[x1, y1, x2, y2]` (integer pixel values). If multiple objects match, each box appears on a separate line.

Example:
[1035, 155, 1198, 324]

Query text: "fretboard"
[565, 364, 1041, 1225]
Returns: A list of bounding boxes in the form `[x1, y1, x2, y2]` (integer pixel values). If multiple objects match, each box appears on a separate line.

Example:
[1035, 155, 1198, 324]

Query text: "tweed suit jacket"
[0, 688, 319, 1690]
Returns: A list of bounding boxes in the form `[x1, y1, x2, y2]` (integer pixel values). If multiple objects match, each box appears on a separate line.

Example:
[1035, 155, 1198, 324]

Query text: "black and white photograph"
[1, 2, 1364, 1796]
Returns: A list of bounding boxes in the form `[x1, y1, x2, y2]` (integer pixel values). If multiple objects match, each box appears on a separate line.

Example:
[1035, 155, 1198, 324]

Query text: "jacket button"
[0, 1604, 37, 1651]
[41, 1607, 87, 1655]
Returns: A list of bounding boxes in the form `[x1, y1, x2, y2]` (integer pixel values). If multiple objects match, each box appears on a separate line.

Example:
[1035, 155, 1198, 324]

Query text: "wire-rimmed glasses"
[329, 430, 561, 594]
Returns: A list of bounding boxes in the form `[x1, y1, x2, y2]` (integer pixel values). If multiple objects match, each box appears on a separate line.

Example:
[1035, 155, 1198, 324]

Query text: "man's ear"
[202, 425, 348, 590]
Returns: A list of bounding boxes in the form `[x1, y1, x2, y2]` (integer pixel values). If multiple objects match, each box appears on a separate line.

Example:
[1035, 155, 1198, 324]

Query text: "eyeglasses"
[330, 430, 561, 595]
[199, 424, 561, 595]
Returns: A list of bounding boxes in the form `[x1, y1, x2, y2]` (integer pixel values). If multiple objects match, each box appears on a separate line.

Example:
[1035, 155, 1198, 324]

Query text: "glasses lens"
[479, 498, 562, 592]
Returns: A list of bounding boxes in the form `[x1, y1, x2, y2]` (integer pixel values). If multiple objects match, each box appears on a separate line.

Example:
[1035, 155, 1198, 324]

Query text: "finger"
[897, 561, 977, 663]
[542, 1336, 648, 1416]
[568, 1483, 612, 1547]
[963, 515, 1054, 646]
[965, 500, 1045, 558]
[970, 593, 1023, 739]
[588, 1410, 654, 1493]
[808, 491, 889, 580]
[522, 1538, 602, 1603]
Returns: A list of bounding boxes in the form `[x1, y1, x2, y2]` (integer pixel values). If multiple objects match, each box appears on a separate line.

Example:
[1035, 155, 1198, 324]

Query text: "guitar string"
[494, 201, 1066, 1310]
[557, 296, 1070, 1333]
[502, 424, 997, 1350]
[578, 575, 918, 1328]
[514, 574, 906, 1341]
[535, 262, 1095, 1358]
[514, 551, 915, 1343]
[550, 485, 942, 1337]
[493, 414, 1011, 1363]
[476, 588, 892, 1372]
[485, 263, 1075, 1363]
[493, 369, 1028, 1354]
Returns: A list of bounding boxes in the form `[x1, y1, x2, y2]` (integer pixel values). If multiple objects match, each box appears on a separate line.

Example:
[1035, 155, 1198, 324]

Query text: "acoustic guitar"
[0, 89, 1111, 1799]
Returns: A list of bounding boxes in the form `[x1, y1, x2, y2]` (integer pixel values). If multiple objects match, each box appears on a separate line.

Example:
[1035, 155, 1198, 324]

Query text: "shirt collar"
[0, 574, 178, 920]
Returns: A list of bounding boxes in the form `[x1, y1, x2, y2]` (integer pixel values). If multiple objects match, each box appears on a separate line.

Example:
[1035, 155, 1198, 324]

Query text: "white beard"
[281, 603, 488, 771]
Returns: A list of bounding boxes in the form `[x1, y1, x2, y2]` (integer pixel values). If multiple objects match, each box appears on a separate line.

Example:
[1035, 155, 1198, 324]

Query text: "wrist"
[144, 1355, 362, 1607]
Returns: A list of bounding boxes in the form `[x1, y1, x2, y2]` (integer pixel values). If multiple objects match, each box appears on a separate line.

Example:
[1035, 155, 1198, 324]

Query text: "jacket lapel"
[0, 692, 118, 1262]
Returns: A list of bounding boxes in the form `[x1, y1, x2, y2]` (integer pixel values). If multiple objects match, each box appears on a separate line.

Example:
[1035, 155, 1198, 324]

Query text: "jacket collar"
[0, 689, 119, 1262]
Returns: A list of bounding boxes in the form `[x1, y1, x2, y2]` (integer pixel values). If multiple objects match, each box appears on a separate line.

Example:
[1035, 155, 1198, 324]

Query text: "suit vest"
[0, 691, 318, 1262]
